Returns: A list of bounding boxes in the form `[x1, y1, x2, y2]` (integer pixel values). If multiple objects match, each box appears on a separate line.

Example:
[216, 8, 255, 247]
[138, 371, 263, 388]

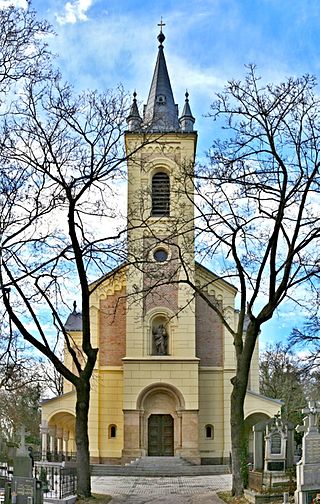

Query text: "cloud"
[0, 0, 28, 7]
[56, 0, 94, 25]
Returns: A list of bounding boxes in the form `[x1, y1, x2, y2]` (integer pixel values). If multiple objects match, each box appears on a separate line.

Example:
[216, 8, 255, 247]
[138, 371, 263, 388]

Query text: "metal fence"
[0, 463, 13, 482]
[34, 463, 77, 499]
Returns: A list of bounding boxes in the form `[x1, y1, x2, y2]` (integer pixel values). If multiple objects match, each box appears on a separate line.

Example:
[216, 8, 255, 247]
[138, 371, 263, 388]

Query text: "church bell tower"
[122, 25, 200, 463]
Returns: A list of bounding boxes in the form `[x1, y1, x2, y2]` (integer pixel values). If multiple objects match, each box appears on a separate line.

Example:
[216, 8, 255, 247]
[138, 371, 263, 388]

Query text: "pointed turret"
[127, 91, 142, 131]
[64, 301, 82, 332]
[142, 28, 180, 132]
[179, 91, 195, 132]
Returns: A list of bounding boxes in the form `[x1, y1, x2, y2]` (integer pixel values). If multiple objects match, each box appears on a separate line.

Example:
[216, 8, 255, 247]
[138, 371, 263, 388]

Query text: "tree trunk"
[75, 380, 91, 497]
[230, 381, 246, 496]
[231, 322, 260, 496]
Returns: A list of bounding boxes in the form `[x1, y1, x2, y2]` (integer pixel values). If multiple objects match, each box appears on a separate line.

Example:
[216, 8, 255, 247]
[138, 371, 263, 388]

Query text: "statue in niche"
[153, 324, 168, 355]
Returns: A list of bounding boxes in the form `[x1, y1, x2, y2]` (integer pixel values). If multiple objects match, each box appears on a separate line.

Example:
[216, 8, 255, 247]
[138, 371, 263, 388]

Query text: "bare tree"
[260, 342, 306, 425]
[0, 3, 52, 100]
[39, 358, 64, 397]
[176, 66, 320, 495]
[0, 1, 53, 397]
[0, 379, 41, 446]
[290, 295, 320, 364]
[0, 78, 133, 496]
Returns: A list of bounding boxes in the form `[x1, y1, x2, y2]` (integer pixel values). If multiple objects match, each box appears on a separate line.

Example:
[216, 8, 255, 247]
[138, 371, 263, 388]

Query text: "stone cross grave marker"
[295, 401, 320, 504]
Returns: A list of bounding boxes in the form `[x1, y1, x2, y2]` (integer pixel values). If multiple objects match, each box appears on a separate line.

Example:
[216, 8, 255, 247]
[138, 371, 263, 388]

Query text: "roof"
[195, 261, 237, 293]
[64, 302, 83, 332]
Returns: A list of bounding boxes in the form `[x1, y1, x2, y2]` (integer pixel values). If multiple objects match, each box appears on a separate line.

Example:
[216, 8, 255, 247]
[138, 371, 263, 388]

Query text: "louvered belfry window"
[151, 172, 170, 216]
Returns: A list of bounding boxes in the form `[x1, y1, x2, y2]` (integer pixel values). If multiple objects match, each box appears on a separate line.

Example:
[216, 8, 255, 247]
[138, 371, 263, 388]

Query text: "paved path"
[92, 474, 232, 503]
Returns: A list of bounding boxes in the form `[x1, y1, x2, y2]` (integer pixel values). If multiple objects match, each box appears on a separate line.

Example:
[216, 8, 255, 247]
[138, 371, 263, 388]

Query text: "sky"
[2, 0, 320, 348]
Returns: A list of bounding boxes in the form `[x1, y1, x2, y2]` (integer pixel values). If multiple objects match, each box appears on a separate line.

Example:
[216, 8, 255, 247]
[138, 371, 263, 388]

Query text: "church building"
[40, 27, 280, 465]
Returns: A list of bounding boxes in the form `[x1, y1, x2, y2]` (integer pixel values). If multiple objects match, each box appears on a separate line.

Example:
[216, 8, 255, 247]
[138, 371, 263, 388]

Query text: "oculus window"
[153, 248, 168, 262]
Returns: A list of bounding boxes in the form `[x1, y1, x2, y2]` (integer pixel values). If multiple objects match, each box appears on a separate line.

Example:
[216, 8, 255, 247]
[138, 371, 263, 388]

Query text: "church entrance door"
[148, 414, 174, 456]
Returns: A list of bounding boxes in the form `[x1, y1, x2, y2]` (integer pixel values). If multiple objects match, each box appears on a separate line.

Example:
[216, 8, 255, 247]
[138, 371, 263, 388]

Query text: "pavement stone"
[91, 474, 232, 503]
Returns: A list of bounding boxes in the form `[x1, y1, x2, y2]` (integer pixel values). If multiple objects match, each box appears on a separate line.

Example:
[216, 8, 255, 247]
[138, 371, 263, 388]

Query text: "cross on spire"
[158, 17, 165, 33]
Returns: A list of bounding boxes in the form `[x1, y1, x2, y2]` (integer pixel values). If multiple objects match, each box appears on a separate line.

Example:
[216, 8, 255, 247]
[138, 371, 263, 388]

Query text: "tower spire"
[127, 91, 142, 131]
[179, 91, 195, 132]
[142, 21, 180, 132]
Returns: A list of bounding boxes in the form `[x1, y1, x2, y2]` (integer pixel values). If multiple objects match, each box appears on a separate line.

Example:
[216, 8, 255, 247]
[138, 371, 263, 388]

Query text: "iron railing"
[0, 463, 13, 482]
[34, 463, 77, 499]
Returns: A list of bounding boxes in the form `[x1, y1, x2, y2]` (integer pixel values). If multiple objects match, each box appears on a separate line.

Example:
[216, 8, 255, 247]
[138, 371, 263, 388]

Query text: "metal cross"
[158, 18, 165, 32]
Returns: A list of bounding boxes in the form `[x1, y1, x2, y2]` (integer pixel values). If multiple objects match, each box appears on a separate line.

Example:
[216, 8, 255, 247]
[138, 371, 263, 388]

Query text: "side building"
[41, 28, 280, 465]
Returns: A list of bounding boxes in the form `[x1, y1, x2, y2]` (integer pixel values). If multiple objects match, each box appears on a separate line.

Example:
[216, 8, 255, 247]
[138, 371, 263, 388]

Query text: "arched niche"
[151, 314, 169, 355]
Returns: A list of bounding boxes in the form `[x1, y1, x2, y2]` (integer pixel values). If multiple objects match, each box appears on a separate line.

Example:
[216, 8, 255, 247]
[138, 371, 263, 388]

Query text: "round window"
[153, 248, 168, 262]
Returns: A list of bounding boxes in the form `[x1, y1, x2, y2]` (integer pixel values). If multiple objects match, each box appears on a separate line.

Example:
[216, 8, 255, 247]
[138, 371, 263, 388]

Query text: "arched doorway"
[245, 412, 270, 463]
[122, 383, 200, 464]
[148, 414, 174, 456]
[136, 383, 185, 457]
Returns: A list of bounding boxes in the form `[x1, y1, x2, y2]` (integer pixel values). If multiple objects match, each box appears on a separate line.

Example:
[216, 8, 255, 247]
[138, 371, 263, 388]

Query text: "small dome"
[64, 304, 82, 332]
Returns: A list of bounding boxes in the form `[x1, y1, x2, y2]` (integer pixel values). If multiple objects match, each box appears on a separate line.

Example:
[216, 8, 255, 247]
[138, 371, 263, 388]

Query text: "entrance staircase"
[91, 456, 230, 477]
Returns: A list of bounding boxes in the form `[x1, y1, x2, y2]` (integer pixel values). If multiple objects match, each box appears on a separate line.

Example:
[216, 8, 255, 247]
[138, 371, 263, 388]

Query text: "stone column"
[139, 410, 147, 456]
[63, 431, 69, 459]
[177, 410, 182, 448]
[40, 423, 49, 461]
[48, 426, 56, 459]
[56, 427, 63, 458]
[122, 410, 143, 464]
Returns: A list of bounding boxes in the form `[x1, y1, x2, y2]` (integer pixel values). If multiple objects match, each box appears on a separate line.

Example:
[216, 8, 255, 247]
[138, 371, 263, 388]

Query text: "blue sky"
[3, 0, 319, 347]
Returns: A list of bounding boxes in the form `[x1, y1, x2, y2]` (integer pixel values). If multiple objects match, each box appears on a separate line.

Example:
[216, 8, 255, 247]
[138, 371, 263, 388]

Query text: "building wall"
[99, 287, 126, 366]
[98, 368, 124, 463]
[198, 369, 226, 463]
[195, 293, 223, 366]
[122, 359, 199, 411]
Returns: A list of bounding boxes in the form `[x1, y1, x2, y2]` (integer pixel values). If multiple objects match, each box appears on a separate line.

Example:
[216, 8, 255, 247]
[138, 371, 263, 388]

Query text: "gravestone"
[10, 477, 42, 504]
[253, 415, 294, 472]
[264, 415, 288, 472]
[295, 401, 320, 504]
[7, 426, 43, 504]
[13, 426, 32, 478]
[249, 415, 295, 492]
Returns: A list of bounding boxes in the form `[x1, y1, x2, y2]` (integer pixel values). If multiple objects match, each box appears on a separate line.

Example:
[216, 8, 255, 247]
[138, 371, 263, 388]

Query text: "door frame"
[148, 413, 174, 456]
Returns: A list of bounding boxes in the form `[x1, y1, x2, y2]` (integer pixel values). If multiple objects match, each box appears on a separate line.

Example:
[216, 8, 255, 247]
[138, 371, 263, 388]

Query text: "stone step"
[91, 460, 230, 477]
[127, 456, 193, 467]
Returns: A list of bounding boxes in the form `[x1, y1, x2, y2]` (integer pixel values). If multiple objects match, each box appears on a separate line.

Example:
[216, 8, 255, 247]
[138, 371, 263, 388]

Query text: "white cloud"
[56, 0, 94, 25]
[0, 0, 28, 7]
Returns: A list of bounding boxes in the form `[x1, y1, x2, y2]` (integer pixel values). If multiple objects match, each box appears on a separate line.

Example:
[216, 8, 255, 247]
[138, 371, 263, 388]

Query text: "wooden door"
[148, 414, 174, 456]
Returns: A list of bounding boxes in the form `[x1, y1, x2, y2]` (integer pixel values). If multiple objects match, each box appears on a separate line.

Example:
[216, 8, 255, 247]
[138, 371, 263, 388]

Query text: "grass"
[218, 491, 250, 504]
[76, 493, 113, 504]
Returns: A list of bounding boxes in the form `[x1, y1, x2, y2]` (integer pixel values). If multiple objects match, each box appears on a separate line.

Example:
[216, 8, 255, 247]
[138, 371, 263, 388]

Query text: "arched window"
[151, 172, 170, 216]
[108, 424, 117, 439]
[205, 424, 214, 440]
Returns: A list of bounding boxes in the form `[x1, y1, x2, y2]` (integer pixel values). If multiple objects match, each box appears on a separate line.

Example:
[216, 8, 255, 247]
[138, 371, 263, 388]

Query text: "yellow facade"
[41, 28, 280, 466]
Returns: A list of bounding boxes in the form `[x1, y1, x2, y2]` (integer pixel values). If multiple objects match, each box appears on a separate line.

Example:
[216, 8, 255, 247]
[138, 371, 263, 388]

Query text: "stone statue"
[153, 324, 167, 355]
